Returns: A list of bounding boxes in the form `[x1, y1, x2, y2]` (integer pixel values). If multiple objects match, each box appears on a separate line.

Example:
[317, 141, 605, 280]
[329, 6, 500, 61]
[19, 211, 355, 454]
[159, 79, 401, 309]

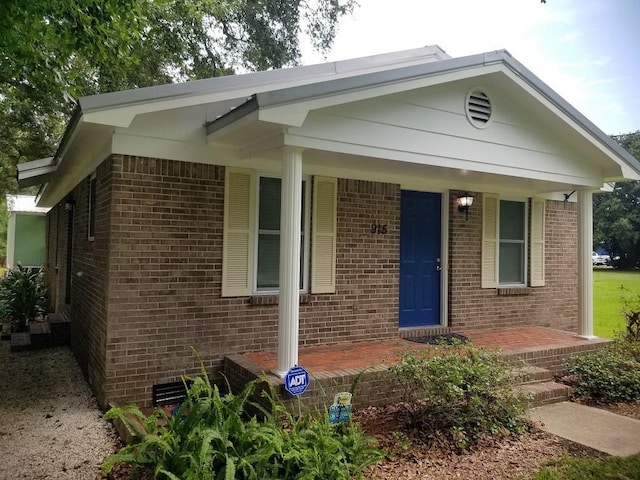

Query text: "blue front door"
[399, 191, 442, 327]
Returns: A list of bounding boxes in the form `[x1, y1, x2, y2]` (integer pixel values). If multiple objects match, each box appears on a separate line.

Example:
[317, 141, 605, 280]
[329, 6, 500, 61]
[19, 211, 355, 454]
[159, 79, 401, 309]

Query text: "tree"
[593, 131, 640, 269]
[0, 0, 356, 262]
[2, 1, 355, 99]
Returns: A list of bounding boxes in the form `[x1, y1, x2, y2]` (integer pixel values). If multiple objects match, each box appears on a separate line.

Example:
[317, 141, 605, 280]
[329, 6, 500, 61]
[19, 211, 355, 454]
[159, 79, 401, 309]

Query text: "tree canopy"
[0, 0, 355, 262]
[594, 131, 640, 269]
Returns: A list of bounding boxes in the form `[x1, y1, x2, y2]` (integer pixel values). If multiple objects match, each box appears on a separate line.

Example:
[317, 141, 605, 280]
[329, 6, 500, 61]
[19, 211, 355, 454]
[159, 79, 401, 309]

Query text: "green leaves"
[563, 338, 640, 403]
[0, 265, 49, 331]
[103, 372, 382, 479]
[594, 131, 640, 269]
[389, 343, 532, 451]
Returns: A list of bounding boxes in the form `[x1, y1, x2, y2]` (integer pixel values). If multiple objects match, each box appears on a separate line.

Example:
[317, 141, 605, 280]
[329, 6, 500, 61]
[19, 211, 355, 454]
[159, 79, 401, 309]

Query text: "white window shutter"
[222, 168, 254, 297]
[530, 198, 546, 287]
[311, 176, 337, 294]
[481, 193, 499, 288]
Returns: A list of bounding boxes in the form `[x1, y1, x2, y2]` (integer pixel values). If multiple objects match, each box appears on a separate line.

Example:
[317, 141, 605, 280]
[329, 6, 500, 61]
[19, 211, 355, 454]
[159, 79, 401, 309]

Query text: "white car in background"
[592, 252, 610, 266]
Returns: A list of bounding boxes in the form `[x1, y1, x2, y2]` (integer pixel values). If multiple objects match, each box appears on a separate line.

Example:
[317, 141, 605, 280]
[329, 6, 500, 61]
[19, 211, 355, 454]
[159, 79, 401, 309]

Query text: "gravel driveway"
[0, 340, 120, 479]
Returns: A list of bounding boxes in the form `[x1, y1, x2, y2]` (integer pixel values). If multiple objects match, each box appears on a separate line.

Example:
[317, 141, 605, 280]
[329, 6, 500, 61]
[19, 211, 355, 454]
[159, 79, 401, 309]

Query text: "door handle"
[436, 265, 442, 271]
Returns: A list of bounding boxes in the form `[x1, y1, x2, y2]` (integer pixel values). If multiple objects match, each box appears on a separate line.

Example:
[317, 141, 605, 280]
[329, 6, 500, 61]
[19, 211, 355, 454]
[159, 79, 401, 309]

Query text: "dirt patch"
[356, 404, 606, 480]
[0, 341, 120, 480]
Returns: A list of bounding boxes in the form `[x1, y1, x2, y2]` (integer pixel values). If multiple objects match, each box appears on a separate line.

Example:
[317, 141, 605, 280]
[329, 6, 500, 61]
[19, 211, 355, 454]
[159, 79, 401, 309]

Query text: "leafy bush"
[620, 286, 640, 341]
[563, 339, 640, 403]
[389, 343, 531, 450]
[103, 370, 382, 479]
[0, 266, 49, 331]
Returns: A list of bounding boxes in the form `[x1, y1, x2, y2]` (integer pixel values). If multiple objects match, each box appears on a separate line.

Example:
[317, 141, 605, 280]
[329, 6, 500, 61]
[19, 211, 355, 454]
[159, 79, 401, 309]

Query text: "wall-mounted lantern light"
[456, 193, 474, 221]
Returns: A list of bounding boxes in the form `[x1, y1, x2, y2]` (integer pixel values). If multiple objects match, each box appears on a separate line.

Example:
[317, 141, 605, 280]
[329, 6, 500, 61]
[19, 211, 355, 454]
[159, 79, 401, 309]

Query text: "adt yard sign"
[284, 365, 309, 396]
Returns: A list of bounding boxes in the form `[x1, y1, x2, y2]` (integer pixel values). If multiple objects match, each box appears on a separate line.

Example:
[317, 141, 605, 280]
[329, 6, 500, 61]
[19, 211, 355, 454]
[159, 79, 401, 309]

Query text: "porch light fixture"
[457, 193, 474, 220]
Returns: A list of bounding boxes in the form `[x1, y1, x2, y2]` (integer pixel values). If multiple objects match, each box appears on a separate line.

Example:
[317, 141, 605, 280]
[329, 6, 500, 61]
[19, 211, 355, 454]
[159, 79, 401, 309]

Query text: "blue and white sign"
[284, 365, 309, 396]
[328, 392, 352, 424]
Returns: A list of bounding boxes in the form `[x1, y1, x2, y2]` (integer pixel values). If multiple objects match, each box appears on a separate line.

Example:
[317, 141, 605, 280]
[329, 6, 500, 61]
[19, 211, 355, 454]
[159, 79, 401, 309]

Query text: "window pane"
[257, 233, 280, 288]
[259, 177, 281, 231]
[500, 200, 524, 240]
[256, 178, 306, 290]
[499, 242, 524, 283]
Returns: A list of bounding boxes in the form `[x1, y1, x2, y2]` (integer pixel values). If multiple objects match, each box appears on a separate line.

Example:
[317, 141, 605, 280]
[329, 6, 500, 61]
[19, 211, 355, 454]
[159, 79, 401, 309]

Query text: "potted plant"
[0, 266, 49, 332]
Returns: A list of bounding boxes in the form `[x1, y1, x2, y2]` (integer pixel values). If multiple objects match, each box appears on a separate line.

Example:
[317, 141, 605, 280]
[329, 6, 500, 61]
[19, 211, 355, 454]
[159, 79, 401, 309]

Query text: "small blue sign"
[329, 404, 352, 423]
[284, 365, 309, 396]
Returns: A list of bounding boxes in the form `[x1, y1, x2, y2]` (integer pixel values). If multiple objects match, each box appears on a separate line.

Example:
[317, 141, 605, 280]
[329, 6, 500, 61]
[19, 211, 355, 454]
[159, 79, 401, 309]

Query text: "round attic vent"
[465, 90, 492, 128]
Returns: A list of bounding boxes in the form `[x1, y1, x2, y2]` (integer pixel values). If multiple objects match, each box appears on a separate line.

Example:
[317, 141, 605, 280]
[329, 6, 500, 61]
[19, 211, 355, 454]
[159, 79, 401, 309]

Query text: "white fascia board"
[16, 158, 57, 189]
[78, 46, 451, 128]
[617, 163, 640, 181]
[37, 138, 112, 208]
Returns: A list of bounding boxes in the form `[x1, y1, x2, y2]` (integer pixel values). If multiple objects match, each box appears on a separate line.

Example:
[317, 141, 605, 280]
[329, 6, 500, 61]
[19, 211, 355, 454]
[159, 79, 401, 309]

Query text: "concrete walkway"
[529, 401, 640, 456]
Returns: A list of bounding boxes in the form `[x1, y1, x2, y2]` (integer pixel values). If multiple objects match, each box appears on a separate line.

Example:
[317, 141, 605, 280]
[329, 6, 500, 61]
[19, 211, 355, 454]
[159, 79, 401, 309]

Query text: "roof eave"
[16, 157, 58, 189]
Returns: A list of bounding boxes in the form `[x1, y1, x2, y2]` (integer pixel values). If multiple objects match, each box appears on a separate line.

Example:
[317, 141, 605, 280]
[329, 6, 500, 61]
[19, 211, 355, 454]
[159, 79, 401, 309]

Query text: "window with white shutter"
[311, 176, 337, 294]
[223, 169, 336, 296]
[481, 193, 499, 288]
[530, 198, 545, 287]
[222, 168, 254, 297]
[482, 194, 543, 288]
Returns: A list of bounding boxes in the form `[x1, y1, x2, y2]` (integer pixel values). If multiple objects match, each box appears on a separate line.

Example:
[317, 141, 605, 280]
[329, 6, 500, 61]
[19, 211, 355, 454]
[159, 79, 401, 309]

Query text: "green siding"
[14, 214, 46, 267]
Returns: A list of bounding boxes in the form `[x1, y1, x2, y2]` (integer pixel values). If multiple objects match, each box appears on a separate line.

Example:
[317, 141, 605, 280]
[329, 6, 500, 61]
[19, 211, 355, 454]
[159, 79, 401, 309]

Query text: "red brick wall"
[46, 161, 112, 404]
[301, 179, 400, 345]
[101, 157, 401, 406]
[448, 191, 577, 332]
[49, 154, 579, 407]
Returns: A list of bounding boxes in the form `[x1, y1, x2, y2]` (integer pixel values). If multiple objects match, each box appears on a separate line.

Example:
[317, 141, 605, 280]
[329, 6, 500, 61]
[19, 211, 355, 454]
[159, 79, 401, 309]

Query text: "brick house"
[18, 46, 640, 408]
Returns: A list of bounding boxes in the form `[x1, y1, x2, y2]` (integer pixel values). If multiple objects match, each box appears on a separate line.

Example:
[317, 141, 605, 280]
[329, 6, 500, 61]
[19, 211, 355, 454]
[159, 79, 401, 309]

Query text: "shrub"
[563, 339, 640, 403]
[620, 286, 640, 342]
[103, 370, 382, 479]
[0, 266, 49, 332]
[389, 343, 531, 450]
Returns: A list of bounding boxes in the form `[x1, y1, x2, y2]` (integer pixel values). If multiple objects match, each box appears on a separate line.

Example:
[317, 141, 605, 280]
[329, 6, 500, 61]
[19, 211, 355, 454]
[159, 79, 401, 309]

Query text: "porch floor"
[245, 326, 605, 374]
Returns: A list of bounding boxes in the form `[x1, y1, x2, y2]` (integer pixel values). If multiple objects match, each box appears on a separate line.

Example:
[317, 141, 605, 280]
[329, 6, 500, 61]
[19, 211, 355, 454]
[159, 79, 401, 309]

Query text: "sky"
[301, 0, 640, 136]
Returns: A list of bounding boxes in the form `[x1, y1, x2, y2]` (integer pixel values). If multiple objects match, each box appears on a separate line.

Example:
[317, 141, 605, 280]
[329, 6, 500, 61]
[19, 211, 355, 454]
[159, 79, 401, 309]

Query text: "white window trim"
[88, 171, 97, 241]
[498, 197, 528, 287]
[252, 173, 311, 294]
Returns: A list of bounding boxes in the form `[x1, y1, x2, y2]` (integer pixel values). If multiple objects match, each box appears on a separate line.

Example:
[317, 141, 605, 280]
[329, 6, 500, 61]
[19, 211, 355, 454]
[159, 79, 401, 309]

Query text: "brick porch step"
[516, 365, 554, 384]
[516, 380, 573, 406]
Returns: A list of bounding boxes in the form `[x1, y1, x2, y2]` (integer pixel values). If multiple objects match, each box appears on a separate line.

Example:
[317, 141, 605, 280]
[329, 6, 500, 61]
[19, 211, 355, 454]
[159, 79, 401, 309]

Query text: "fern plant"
[103, 366, 382, 479]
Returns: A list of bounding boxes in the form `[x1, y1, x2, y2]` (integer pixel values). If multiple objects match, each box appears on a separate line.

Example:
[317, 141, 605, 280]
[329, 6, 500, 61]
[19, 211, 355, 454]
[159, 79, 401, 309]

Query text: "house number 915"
[371, 223, 388, 234]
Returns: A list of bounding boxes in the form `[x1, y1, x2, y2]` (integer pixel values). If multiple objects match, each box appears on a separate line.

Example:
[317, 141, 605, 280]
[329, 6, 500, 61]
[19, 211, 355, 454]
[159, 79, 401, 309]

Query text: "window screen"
[256, 177, 306, 290]
[499, 200, 525, 285]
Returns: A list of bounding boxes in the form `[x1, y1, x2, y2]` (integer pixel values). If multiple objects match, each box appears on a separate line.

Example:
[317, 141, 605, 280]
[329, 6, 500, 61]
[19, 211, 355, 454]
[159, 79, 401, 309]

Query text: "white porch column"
[577, 189, 596, 339]
[274, 146, 303, 377]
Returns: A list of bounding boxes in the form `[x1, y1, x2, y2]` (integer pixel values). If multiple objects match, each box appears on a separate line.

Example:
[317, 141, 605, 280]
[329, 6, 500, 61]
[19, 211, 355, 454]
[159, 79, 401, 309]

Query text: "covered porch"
[224, 326, 612, 409]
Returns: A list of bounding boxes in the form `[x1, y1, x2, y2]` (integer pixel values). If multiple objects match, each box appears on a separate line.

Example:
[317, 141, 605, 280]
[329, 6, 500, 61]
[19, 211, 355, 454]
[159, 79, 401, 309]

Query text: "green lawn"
[530, 454, 640, 480]
[593, 269, 640, 339]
